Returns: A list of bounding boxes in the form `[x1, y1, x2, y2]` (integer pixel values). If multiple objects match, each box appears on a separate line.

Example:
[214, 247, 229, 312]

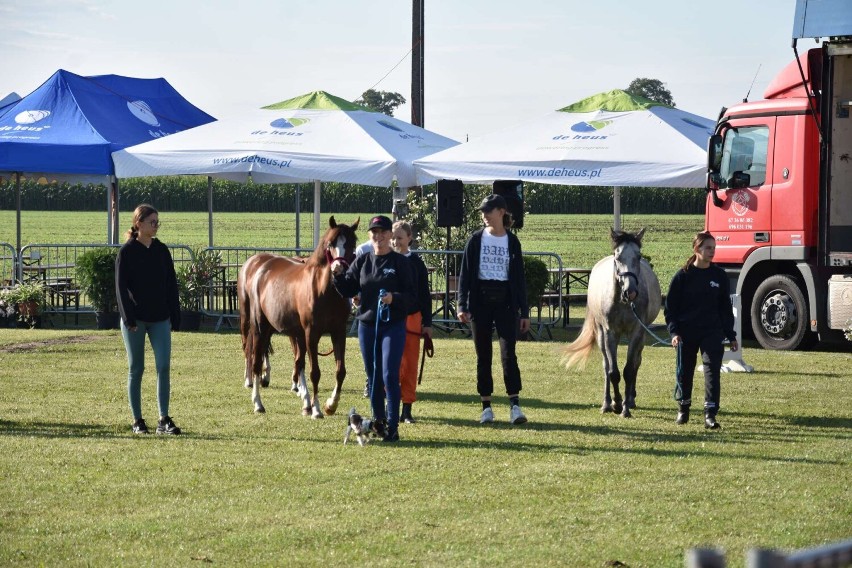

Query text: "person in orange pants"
[391, 220, 432, 424]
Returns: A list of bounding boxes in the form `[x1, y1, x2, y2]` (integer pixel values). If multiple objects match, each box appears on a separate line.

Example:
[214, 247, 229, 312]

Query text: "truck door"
[711, 122, 773, 263]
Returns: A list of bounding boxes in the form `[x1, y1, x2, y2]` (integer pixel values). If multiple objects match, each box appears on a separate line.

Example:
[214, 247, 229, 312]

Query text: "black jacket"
[664, 263, 736, 341]
[115, 238, 180, 329]
[332, 251, 414, 323]
[406, 252, 433, 327]
[458, 228, 529, 319]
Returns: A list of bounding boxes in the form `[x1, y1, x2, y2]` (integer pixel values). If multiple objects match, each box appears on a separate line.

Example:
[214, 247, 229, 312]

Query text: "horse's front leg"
[306, 330, 323, 419]
[597, 327, 619, 413]
[291, 336, 311, 415]
[621, 332, 645, 417]
[323, 330, 347, 416]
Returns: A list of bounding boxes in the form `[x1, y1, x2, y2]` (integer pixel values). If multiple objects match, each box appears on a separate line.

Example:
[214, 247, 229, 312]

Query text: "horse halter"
[613, 258, 640, 302]
[325, 248, 350, 270]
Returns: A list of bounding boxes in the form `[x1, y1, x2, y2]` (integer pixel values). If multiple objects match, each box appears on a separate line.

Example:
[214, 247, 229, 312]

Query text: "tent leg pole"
[207, 176, 214, 247]
[15, 172, 21, 281]
[613, 186, 621, 231]
[295, 184, 301, 250]
[313, 180, 321, 248]
[111, 176, 120, 244]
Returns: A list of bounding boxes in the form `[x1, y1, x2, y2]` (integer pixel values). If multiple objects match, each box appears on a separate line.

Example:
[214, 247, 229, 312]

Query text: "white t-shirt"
[355, 240, 372, 257]
[479, 231, 509, 281]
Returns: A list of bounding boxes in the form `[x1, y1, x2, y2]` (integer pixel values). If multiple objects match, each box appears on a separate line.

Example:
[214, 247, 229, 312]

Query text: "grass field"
[0, 328, 849, 566]
[1, 210, 849, 566]
[0, 210, 703, 289]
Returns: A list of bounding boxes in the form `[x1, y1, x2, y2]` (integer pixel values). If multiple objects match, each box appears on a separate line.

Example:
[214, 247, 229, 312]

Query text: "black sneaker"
[156, 416, 182, 435]
[382, 430, 400, 443]
[131, 418, 149, 434]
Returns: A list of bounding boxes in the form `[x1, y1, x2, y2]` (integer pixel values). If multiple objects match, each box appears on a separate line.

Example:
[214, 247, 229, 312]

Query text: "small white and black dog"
[343, 407, 384, 446]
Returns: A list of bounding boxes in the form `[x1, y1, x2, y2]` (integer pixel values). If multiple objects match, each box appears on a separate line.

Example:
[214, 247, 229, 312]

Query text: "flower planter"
[16, 301, 41, 328]
[180, 310, 202, 331]
[95, 311, 120, 330]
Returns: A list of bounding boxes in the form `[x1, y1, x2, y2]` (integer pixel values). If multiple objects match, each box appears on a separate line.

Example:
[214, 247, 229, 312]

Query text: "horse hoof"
[302, 408, 311, 416]
[621, 410, 632, 418]
[613, 403, 623, 414]
[311, 412, 324, 420]
[601, 405, 613, 414]
[254, 406, 265, 414]
[323, 406, 337, 416]
[261, 379, 270, 388]
[245, 379, 252, 388]
[627, 400, 636, 409]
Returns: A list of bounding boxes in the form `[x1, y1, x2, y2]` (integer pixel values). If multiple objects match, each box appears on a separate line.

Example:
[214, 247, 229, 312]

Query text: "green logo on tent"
[570, 120, 612, 133]
[270, 117, 310, 129]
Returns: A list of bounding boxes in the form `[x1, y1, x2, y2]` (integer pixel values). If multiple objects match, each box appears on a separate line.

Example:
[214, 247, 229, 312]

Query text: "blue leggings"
[121, 318, 172, 419]
[358, 319, 406, 432]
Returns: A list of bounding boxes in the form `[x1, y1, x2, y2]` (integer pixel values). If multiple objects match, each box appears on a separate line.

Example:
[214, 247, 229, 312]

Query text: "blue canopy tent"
[0, 69, 214, 256]
[0, 93, 21, 118]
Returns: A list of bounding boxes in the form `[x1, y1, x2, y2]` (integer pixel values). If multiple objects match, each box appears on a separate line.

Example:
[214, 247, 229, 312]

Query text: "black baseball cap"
[368, 215, 392, 231]
[479, 194, 507, 212]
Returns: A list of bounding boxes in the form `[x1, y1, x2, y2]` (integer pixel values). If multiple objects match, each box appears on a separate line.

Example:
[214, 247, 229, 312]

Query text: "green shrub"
[75, 247, 118, 312]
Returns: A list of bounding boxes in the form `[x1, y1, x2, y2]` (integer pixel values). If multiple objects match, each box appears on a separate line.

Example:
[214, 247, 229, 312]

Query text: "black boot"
[401, 403, 415, 424]
[676, 404, 690, 425]
[704, 411, 720, 429]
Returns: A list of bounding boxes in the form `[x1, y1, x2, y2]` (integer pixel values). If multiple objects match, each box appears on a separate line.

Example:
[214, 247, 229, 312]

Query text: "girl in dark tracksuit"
[332, 215, 414, 443]
[664, 231, 738, 429]
[458, 194, 530, 426]
[115, 204, 182, 436]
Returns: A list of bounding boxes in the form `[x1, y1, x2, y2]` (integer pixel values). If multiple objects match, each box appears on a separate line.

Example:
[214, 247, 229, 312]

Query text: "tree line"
[0, 177, 705, 215]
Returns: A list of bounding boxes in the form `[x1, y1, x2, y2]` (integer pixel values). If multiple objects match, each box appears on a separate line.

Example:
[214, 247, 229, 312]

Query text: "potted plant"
[176, 249, 222, 331]
[1, 281, 47, 328]
[75, 247, 119, 329]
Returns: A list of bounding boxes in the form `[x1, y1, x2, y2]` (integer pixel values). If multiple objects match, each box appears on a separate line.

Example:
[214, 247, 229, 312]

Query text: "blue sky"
[1, 0, 800, 142]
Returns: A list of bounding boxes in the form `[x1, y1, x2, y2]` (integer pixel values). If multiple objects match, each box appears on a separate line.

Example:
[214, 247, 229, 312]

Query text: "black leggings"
[470, 289, 522, 397]
[676, 330, 724, 412]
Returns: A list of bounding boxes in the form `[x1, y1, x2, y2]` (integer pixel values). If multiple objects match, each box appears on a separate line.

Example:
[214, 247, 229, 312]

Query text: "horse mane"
[306, 225, 340, 268]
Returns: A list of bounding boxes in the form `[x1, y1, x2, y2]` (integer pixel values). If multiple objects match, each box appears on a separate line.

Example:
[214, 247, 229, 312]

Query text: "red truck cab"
[706, 30, 852, 349]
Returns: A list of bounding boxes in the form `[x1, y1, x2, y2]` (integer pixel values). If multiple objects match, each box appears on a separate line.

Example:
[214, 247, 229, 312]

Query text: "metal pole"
[444, 226, 450, 320]
[207, 176, 214, 247]
[411, 0, 425, 127]
[106, 178, 113, 244]
[15, 172, 21, 281]
[613, 186, 622, 231]
[111, 176, 120, 244]
[295, 183, 301, 249]
[313, 180, 321, 247]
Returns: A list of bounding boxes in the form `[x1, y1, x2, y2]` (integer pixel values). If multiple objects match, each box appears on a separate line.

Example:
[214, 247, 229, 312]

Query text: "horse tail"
[562, 312, 597, 370]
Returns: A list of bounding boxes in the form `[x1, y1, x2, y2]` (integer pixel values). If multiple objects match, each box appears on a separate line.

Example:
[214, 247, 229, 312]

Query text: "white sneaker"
[509, 405, 527, 425]
[479, 407, 494, 424]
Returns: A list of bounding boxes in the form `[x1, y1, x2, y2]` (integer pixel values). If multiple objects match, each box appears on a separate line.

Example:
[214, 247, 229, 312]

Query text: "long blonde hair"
[124, 204, 158, 242]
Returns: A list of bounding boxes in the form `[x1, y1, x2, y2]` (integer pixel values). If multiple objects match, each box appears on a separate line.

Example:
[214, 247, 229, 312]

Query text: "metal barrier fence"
[4, 241, 587, 335]
[201, 246, 311, 331]
[415, 249, 566, 338]
[17, 243, 193, 320]
[0, 243, 15, 287]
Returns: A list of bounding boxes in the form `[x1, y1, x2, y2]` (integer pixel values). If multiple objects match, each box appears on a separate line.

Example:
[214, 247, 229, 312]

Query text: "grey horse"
[563, 228, 662, 417]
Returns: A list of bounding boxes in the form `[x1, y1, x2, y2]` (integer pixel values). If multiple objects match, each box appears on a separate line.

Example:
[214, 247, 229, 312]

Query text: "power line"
[363, 37, 421, 94]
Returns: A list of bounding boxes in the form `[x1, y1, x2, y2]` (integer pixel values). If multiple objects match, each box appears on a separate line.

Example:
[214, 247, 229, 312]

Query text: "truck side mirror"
[730, 171, 751, 189]
[707, 134, 724, 172]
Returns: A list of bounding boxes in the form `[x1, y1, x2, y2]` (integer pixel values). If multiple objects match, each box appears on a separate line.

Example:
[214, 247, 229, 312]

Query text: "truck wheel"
[750, 275, 811, 350]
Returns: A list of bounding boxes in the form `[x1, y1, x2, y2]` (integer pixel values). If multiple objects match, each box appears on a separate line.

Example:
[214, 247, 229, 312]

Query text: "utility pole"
[411, 0, 424, 127]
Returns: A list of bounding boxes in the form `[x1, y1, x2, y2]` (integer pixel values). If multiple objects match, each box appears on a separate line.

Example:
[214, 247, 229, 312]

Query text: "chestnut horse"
[562, 229, 661, 417]
[238, 216, 359, 416]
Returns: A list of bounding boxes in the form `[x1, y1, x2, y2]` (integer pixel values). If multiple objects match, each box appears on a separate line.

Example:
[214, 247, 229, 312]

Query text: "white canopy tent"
[113, 91, 459, 246]
[413, 89, 714, 229]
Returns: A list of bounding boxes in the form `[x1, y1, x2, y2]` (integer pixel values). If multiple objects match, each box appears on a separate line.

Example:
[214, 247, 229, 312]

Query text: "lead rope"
[628, 301, 682, 402]
[370, 289, 391, 419]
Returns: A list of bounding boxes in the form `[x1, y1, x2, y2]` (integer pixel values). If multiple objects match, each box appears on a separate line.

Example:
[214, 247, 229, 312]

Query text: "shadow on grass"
[0, 419, 122, 439]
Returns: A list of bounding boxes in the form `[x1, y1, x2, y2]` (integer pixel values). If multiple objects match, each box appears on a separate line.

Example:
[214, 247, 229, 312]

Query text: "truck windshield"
[720, 126, 769, 188]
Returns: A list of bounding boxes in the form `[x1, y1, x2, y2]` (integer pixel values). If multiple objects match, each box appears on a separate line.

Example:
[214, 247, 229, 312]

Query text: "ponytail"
[684, 231, 714, 271]
[125, 203, 158, 242]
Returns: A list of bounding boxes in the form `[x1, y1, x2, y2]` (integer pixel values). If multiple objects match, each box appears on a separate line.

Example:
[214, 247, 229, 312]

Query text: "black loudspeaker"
[436, 179, 464, 227]
[493, 180, 524, 229]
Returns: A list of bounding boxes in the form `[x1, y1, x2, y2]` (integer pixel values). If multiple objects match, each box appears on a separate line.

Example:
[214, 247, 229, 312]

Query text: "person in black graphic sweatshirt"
[664, 231, 738, 429]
